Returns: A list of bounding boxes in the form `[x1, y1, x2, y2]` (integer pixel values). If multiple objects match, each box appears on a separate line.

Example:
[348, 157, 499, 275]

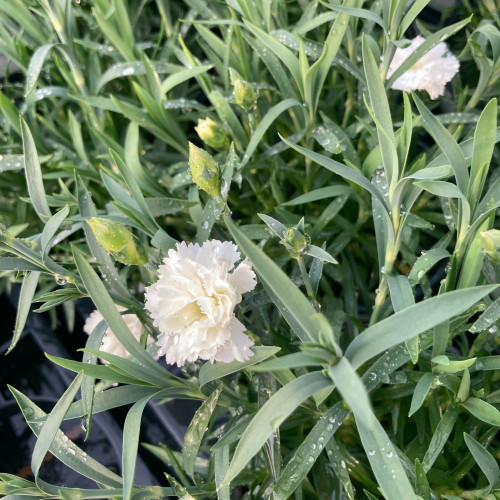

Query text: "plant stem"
[298, 257, 315, 300]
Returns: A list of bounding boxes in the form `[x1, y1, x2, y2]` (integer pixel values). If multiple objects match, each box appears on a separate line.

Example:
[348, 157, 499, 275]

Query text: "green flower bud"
[188, 142, 221, 197]
[87, 218, 148, 266]
[480, 229, 500, 265]
[195, 117, 228, 149]
[281, 226, 310, 260]
[230, 68, 258, 110]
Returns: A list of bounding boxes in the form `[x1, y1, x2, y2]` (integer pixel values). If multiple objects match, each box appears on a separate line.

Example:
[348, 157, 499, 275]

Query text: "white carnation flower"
[387, 35, 460, 99]
[84, 306, 153, 361]
[144, 240, 257, 367]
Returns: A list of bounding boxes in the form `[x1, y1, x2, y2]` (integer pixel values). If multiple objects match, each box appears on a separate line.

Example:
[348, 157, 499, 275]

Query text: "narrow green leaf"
[209, 90, 248, 150]
[415, 180, 465, 200]
[214, 446, 230, 500]
[241, 99, 302, 168]
[123, 393, 159, 500]
[222, 371, 331, 487]
[244, 20, 303, 96]
[9, 385, 123, 487]
[81, 348, 171, 388]
[161, 65, 213, 96]
[8, 271, 40, 354]
[21, 117, 51, 221]
[362, 37, 398, 190]
[470, 297, 500, 333]
[468, 98, 497, 212]
[345, 286, 497, 369]
[432, 355, 476, 374]
[327, 5, 384, 29]
[408, 248, 450, 285]
[166, 474, 196, 500]
[473, 356, 500, 371]
[414, 458, 431, 500]
[183, 386, 221, 479]
[270, 403, 348, 499]
[64, 385, 161, 420]
[328, 358, 417, 499]
[306, 245, 338, 264]
[257, 213, 287, 238]
[80, 320, 107, 439]
[41, 205, 69, 256]
[413, 94, 468, 193]
[387, 275, 417, 363]
[422, 406, 459, 472]
[25, 43, 56, 96]
[250, 352, 321, 372]
[408, 373, 435, 417]
[31, 372, 84, 482]
[199, 346, 280, 388]
[282, 138, 387, 206]
[96, 61, 179, 92]
[461, 398, 500, 426]
[463, 432, 500, 492]
[0, 257, 41, 271]
[46, 353, 146, 386]
[77, 176, 131, 300]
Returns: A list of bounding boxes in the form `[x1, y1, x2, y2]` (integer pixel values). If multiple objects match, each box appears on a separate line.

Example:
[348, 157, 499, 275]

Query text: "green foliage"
[0, 1, 499, 499]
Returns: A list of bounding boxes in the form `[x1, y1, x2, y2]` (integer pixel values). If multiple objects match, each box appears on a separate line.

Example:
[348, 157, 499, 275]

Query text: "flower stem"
[298, 257, 315, 300]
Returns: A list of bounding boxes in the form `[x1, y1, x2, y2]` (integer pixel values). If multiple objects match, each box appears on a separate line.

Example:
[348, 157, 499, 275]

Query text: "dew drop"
[122, 66, 135, 76]
[201, 220, 209, 229]
[55, 275, 68, 285]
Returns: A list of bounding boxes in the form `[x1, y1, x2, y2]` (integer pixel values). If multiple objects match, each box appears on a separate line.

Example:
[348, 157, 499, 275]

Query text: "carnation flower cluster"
[85, 240, 256, 367]
[145, 240, 257, 366]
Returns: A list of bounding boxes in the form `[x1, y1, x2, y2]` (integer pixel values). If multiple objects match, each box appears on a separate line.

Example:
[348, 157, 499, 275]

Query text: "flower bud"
[281, 226, 310, 260]
[230, 68, 258, 110]
[195, 117, 228, 149]
[87, 218, 148, 265]
[188, 142, 221, 197]
[480, 229, 500, 265]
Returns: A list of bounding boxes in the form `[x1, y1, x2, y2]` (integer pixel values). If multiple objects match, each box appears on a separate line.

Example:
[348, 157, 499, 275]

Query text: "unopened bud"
[480, 229, 500, 265]
[188, 142, 221, 197]
[87, 218, 148, 265]
[230, 68, 258, 110]
[195, 117, 228, 149]
[281, 226, 310, 260]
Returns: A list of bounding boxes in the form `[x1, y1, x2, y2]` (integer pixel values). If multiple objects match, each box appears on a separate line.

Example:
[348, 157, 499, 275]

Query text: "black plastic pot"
[0, 289, 198, 488]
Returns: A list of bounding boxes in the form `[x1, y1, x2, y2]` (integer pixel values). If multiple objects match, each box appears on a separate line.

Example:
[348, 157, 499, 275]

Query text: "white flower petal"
[84, 306, 154, 362]
[145, 239, 257, 366]
[387, 35, 459, 100]
[229, 260, 257, 297]
[213, 317, 254, 363]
